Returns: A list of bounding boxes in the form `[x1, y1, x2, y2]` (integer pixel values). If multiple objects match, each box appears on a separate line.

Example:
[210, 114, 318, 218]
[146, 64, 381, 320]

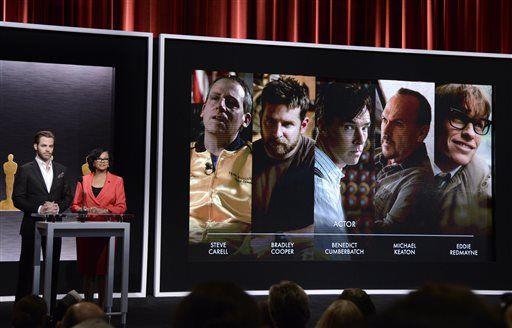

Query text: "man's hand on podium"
[39, 201, 59, 215]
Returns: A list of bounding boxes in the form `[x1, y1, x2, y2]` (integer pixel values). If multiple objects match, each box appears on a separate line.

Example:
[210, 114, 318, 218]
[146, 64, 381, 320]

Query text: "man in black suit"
[13, 130, 72, 313]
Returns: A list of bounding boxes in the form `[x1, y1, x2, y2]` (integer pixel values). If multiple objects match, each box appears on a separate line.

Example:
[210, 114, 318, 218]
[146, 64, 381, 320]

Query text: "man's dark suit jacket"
[13, 160, 72, 235]
[12, 159, 72, 306]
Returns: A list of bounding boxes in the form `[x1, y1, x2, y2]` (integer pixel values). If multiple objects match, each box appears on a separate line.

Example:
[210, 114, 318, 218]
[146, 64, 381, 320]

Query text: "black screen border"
[156, 35, 512, 295]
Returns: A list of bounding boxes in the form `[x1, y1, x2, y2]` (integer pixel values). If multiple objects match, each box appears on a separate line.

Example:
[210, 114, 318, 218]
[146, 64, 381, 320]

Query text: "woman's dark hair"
[339, 288, 376, 318]
[87, 148, 113, 173]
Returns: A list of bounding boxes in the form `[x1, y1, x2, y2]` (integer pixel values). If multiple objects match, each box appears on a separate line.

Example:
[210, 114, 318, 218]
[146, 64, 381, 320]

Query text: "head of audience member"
[268, 280, 310, 328]
[380, 88, 431, 164]
[173, 281, 260, 328]
[369, 283, 504, 328]
[435, 84, 491, 173]
[339, 288, 376, 319]
[501, 293, 512, 328]
[316, 299, 365, 328]
[260, 77, 310, 160]
[73, 318, 113, 328]
[87, 148, 113, 174]
[258, 299, 275, 328]
[54, 290, 82, 324]
[201, 76, 253, 146]
[505, 306, 512, 328]
[58, 301, 106, 328]
[11, 294, 48, 328]
[316, 82, 372, 168]
[33, 130, 55, 162]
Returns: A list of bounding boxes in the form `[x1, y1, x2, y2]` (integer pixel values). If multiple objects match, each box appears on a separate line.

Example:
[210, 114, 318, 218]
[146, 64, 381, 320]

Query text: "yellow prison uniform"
[189, 142, 252, 245]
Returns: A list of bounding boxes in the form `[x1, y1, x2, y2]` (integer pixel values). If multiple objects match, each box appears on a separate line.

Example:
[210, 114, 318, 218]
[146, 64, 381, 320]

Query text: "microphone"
[204, 162, 214, 175]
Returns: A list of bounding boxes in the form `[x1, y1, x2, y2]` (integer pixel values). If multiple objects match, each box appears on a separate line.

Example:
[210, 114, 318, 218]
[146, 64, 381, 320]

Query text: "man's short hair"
[339, 288, 376, 318]
[268, 280, 310, 328]
[173, 281, 260, 328]
[435, 84, 491, 121]
[73, 318, 113, 328]
[316, 82, 371, 129]
[54, 290, 82, 324]
[33, 130, 55, 145]
[396, 88, 432, 126]
[11, 295, 48, 328]
[207, 76, 253, 114]
[261, 77, 310, 121]
[61, 302, 106, 328]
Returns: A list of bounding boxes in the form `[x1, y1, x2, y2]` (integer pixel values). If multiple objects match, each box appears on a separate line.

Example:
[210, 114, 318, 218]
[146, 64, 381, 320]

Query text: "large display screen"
[187, 71, 493, 262]
[158, 36, 511, 293]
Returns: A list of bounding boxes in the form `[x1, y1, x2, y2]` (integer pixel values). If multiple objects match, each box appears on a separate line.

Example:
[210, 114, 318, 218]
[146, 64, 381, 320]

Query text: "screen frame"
[0, 21, 153, 301]
[156, 35, 512, 297]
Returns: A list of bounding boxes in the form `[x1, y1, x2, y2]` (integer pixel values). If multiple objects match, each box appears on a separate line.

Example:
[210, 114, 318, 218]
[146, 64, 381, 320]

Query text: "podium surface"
[32, 221, 130, 325]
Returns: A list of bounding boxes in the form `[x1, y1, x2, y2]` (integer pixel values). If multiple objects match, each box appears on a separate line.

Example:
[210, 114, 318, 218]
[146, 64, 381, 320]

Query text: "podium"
[32, 219, 131, 325]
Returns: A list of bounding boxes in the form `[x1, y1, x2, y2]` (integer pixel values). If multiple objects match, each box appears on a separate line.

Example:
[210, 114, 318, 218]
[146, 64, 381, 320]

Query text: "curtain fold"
[1, 0, 510, 53]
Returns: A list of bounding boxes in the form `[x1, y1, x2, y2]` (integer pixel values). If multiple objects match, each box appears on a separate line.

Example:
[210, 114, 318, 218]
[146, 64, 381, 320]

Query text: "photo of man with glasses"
[434, 84, 492, 235]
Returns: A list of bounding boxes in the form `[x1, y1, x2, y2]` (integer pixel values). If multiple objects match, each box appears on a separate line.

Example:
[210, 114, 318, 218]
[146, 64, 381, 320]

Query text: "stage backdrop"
[0, 59, 114, 262]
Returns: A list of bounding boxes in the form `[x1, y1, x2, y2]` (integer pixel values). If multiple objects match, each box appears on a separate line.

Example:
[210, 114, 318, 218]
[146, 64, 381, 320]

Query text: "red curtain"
[1, 0, 511, 53]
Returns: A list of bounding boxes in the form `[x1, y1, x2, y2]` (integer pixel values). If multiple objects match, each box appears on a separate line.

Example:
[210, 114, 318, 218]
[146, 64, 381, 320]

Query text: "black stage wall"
[0, 23, 152, 297]
[0, 60, 114, 183]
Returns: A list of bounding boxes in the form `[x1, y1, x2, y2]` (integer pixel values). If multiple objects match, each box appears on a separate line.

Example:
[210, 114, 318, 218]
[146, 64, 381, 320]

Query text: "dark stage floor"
[0, 294, 502, 327]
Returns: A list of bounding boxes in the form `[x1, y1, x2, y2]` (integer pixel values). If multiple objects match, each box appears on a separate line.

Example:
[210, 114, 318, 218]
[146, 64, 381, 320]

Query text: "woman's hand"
[88, 207, 109, 214]
[95, 208, 110, 214]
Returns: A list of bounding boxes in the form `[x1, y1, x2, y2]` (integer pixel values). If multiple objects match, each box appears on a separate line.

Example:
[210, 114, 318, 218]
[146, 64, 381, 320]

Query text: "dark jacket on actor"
[12, 159, 72, 309]
[12, 160, 73, 235]
[13, 160, 72, 234]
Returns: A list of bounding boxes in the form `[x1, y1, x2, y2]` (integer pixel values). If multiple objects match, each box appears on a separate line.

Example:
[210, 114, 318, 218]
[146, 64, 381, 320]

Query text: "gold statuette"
[81, 156, 91, 176]
[0, 154, 19, 211]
